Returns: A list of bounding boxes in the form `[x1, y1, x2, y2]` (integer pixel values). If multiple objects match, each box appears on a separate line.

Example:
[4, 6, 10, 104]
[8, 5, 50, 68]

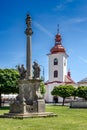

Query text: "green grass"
[0, 105, 87, 130]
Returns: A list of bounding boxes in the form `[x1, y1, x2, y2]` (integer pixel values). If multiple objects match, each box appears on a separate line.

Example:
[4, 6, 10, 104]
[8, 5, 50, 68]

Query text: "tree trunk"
[62, 98, 65, 106]
[74, 96, 76, 100]
[0, 93, 1, 107]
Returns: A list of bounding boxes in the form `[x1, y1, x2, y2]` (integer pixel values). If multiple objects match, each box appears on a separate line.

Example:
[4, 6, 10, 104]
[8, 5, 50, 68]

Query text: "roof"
[50, 43, 66, 54]
[64, 75, 75, 84]
[50, 33, 66, 54]
[78, 77, 87, 83]
[45, 80, 62, 85]
[45, 75, 75, 85]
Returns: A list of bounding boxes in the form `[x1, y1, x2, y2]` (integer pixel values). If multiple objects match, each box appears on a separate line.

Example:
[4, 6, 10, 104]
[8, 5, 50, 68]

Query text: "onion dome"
[55, 33, 62, 44]
[50, 33, 66, 54]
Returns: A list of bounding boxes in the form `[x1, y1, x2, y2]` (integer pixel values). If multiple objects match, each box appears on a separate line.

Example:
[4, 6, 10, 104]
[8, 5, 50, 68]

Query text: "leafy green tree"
[51, 85, 74, 106]
[40, 81, 46, 95]
[0, 68, 19, 107]
[72, 87, 77, 100]
[51, 86, 59, 96]
[77, 86, 87, 100]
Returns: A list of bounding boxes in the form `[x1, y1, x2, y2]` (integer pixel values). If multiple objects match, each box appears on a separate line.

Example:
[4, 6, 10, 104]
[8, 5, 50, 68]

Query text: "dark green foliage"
[40, 81, 46, 95]
[0, 69, 19, 94]
[71, 87, 77, 100]
[0, 68, 20, 107]
[51, 86, 59, 96]
[77, 86, 87, 100]
[51, 85, 75, 105]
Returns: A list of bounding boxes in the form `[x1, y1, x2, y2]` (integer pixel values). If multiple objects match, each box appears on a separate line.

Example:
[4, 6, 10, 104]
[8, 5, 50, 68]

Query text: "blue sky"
[0, 0, 87, 82]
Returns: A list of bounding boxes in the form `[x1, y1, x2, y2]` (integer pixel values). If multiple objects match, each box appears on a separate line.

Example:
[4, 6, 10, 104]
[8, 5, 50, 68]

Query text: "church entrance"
[53, 96, 58, 103]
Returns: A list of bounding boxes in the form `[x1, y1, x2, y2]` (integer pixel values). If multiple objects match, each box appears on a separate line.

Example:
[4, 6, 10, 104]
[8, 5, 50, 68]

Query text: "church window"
[54, 70, 58, 78]
[54, 58, 58, 65]
[64, 59, 66, 66]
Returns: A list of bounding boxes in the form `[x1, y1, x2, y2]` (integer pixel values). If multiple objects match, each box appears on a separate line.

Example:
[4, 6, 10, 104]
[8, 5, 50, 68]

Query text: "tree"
[0, 68, 19, 107]
[51, 85, 74, 106]
[40, 81, 46, 95]
[51, 86, 59, 96]
[77, 86, 87, 100]
[72, 87, 77, 100]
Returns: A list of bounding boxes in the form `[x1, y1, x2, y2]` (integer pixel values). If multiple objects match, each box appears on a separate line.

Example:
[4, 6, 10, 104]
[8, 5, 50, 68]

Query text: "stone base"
[9, 79, 45, 113]
[37, 99, 45, 112]
[70, 101, 87, 108]
[10, 99, 45, 114]
[0, 112, 57, 119]
[10, 102, 27, 113]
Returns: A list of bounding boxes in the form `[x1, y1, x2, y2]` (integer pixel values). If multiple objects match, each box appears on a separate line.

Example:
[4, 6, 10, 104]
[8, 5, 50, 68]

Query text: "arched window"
[54, 70, 58, 78]
[54, 58, 58, 65]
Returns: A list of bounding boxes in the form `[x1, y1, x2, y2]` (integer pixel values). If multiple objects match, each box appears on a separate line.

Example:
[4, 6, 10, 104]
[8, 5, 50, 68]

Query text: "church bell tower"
[48, 27, 68, 82]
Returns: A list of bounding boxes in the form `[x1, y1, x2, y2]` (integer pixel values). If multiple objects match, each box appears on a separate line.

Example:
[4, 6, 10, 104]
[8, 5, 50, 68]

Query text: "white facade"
[45, 52, 68, 102]
[48, 53, 68, 82]
[45, 82, 64, 102]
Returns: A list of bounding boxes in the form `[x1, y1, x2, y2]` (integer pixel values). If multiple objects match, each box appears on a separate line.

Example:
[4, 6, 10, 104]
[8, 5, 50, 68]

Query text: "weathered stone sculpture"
[17, 64, 26, 80]
[33, 61, 40, 79]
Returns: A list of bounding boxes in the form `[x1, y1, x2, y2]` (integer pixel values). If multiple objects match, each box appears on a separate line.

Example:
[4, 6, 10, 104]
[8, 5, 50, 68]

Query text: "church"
[45, 29, 76, 103]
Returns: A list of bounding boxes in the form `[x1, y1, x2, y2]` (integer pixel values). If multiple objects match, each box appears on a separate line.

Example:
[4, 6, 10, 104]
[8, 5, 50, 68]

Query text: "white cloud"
[54, 0, 74, 11]
[34, 21, 54, 37]
[0, 51, 26, 68]
[79, 56, 87, 64]
[61, 17, 87, 28]
[55, 4, 65, 11]
[67, 49, 74, 55]
[67, 18, 87, 24]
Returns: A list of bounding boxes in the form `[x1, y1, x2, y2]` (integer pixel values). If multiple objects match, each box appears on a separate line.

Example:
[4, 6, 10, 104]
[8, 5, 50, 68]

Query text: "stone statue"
[33, 61, 40, 79]
[17, 64, 26, 80]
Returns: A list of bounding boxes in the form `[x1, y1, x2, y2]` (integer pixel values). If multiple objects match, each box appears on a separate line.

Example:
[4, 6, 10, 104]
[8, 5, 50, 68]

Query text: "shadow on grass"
[46, 103, 69, 107]
[0, 106, 9, 110]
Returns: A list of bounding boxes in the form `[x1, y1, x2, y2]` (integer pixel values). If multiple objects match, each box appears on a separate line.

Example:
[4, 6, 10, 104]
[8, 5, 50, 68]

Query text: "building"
[78, 77, 87, 86]
[45, 29, 75, 103]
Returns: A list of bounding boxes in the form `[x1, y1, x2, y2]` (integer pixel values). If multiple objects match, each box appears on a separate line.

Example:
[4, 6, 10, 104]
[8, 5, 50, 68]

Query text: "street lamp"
[40, 65, 44, 81]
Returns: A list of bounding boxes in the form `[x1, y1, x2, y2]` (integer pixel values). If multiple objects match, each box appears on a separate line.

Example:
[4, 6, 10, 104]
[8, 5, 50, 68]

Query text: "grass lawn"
[0, 105, 87, 130]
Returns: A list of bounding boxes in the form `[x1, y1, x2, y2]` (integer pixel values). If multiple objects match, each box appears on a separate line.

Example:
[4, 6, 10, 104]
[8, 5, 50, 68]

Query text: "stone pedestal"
[9, 79, 45, 114]
[37, 99, 45, 112]
[10, 102, 26, 113]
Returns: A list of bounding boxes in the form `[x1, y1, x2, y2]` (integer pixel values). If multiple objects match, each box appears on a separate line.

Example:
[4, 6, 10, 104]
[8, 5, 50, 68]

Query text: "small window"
[54, 58, 58, 65]
[54, 70, 58, 78]
[64, 59, 66, 66]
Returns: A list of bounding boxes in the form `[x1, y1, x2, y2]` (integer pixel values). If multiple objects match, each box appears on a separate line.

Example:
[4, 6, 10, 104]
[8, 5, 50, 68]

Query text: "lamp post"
[40, 65, 44, 81]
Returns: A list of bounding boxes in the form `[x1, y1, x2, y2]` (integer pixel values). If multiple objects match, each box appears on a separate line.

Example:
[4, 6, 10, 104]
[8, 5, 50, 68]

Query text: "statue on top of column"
[17, 64, 26, 80]
[33, 61, 40, 79]
[25, 14, 33, 36]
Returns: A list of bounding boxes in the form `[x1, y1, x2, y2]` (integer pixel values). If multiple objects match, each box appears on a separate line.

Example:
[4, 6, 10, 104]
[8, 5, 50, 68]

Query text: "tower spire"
[55, 24, 62, 45]
[67, 69, 71, 78]
[57, 24, 59, 34]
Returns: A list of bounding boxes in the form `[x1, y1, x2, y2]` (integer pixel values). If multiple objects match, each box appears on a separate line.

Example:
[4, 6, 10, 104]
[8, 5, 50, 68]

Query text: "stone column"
[25, 14, 33, 79]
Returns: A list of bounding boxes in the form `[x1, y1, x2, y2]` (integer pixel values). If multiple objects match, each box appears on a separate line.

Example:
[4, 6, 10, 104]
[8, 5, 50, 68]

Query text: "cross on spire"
[55, 24, 62, 44]
[57, 24, 59, 34]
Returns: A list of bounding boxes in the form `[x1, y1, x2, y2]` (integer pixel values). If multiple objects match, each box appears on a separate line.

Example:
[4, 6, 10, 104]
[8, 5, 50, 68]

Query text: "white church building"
[45, 30, 75, 103]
